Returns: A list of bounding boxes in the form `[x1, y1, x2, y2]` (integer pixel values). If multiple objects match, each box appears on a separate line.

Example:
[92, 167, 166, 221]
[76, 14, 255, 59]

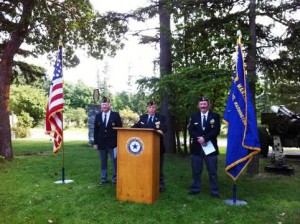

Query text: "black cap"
[147, 100, 157, 106]
[199, 96, 209, 102]
[101, 97, 110, 103]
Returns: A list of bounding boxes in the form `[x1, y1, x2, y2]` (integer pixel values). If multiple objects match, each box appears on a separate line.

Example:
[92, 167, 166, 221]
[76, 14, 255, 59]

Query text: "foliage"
[119, 108, 139, 128]
[0, 140, 299, 223]
[159, 67, 231, 117]
[0, 0, 130, 86]
[131, 0, 299, 155]
[64, 107, 88, 128]
[11, 111, 33, 138]
[113, 91, 149, 115]
[96, 61, 112, 99]
[10, 85, 47, 126]
[134, 77, 161, 102]
[11, 61, 48, 87]
[133, 65, 232, 155]
[134, 0, 300, 112]
[9, 79, 99, 130]
[0, 0, 129, 65]
[0, 0, 130, 159]
[136, 67, 231, 129]
[63, 80, 94, 112]
[257, 74, 300, 113]
[171, 0, 242, 70]
[259, 19, 300, 112]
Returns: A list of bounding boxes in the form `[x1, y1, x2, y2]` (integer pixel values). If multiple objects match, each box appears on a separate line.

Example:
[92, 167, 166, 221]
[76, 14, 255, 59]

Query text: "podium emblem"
[127, 137, 144, 155]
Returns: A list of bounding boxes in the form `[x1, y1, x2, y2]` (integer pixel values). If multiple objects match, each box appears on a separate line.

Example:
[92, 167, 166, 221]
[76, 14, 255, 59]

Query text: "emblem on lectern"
[127, 137, 144, 156]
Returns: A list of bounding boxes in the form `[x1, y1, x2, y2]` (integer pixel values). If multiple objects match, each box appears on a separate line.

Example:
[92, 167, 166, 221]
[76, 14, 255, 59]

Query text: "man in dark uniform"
[188, 96, 221, 197]
[132, 100, 168, 192]
[93, 97, 122, 185]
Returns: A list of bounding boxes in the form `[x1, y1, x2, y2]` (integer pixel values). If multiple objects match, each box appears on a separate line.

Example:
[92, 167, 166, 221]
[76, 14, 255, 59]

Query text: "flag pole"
[61, 120, 65, 183]
[233, 182, 237, 204]
[224, 181, 247, 206]
[54, 118, 73, 184]
[53, 42, 73, 184]
[60, 41, 66, 183]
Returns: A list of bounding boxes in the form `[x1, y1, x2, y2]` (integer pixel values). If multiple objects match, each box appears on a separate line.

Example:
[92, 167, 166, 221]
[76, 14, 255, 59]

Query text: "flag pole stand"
[224, 182, 247, 206]
[54, 133, 73, 184]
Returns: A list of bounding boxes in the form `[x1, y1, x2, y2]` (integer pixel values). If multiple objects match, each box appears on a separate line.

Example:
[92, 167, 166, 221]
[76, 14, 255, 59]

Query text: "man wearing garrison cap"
[188, 96, 221, 198]
[132, 100, 168, 192]
[94, 97, 122, 185]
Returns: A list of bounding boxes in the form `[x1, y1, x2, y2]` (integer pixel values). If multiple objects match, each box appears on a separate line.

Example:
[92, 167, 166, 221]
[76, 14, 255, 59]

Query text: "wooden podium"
[115, 128, 161, 204]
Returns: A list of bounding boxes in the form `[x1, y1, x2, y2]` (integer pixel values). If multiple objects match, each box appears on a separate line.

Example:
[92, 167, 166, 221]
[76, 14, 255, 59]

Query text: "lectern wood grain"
[115, 128, 160, 204]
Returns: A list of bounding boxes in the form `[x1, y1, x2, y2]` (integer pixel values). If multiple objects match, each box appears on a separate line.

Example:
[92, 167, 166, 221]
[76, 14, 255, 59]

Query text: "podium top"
[114, 127, 163, 136]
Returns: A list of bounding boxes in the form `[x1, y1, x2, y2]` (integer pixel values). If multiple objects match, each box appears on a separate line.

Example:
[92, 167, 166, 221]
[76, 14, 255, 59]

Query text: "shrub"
[12, 111, 33, 138]
[119, 108, 139, 128]
[64, 108, 88, 128]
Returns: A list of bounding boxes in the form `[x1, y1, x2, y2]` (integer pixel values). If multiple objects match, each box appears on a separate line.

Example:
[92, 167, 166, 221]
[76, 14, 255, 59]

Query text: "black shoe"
[211, 194, 220, 198]
[188, 191, 200, 195]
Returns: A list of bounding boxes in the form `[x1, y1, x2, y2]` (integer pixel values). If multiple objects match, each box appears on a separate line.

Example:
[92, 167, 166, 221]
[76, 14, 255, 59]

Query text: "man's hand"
[157, 130, 164, 135]
[93, 145, 98, 150]
[197, 136, 206, 145]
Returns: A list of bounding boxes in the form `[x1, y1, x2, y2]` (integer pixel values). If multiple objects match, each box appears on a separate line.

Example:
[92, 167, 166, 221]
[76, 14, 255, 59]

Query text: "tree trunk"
[183, 117, 188, 156]
[0, 66, 13, 160]
[246, 0, 260, 175]
[175, 130, 182, 155]
[0, 42, 19, 160]
[0, 1, 34, 160]
[159, 0, 176, 153]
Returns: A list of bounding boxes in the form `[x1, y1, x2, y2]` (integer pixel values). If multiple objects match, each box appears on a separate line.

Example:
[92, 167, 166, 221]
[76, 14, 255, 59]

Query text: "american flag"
[45, 45, 64, 153]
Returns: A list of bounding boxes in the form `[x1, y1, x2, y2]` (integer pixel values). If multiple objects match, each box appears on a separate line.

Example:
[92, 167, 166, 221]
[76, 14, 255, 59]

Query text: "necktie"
[103, 113, 107, 127]
[202, 115, 207, 129]
[148, 115, 153, 124]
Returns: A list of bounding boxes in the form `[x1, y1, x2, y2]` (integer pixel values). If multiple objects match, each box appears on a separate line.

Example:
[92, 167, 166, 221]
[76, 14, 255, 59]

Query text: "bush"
[10, 85, 47, 126]
[12, 111, 33, 138]
[119, 108, 139, 128]
[64, 108, 88, 128]
[12, 126, 30, 138]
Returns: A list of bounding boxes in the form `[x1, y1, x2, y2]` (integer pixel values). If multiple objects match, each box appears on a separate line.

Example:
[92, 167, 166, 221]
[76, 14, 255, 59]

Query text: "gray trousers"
[98, 147, 117, 184]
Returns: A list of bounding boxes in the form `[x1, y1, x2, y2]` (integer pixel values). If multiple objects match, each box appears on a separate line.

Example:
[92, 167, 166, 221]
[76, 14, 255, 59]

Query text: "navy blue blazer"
[93, 111, 122, 149]
[132, 113, 168, 154]
[188, 111, 220, 156]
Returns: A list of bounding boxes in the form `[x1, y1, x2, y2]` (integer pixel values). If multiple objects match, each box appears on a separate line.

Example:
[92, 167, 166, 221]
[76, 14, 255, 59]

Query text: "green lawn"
[0, 140, 299, 224]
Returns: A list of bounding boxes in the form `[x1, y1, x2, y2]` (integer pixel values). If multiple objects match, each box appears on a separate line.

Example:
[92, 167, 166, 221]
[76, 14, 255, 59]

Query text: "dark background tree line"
[133, 0, 299, 155]
[1, 0, 299, 160]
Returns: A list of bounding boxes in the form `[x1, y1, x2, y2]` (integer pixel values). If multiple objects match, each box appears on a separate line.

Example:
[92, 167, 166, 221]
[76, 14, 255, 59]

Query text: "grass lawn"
[0, 139, 300, 224]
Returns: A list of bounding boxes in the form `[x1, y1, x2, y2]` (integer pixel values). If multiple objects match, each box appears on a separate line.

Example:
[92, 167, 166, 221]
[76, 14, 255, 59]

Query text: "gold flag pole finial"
[58, 35, 63, 47]
[237, 30, 242, 44]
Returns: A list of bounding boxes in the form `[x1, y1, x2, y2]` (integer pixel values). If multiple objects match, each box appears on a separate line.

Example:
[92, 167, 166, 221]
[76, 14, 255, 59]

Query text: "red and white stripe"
[45, 46, 64, 153]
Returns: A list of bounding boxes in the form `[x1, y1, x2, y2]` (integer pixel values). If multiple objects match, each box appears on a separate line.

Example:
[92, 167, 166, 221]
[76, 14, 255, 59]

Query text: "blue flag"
[223, 39, 261, 181]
